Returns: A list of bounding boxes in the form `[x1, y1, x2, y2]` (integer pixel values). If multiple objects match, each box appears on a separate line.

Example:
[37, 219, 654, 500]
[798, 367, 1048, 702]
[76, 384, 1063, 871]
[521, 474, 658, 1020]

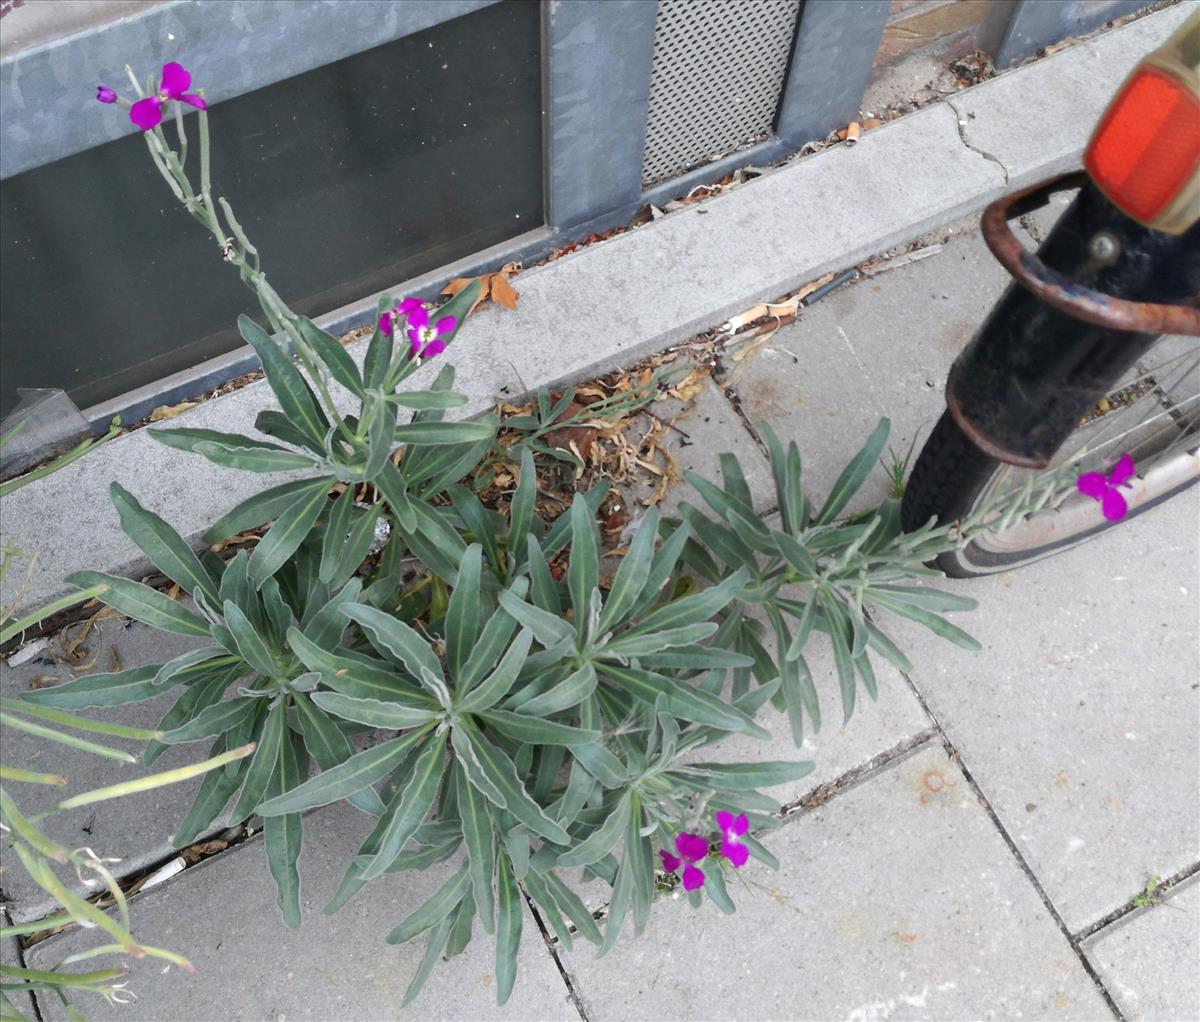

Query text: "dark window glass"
[0, 0, 542, 418]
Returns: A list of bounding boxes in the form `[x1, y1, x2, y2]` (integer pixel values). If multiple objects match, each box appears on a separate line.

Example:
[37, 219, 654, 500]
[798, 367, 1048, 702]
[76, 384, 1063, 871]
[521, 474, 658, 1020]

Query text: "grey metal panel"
[0, 0, 499, 179]
[640, 0, 800, 186]
[775, 0, 890, 148]
[543, 0, 659, 229]
[994, 0, 1152, 68]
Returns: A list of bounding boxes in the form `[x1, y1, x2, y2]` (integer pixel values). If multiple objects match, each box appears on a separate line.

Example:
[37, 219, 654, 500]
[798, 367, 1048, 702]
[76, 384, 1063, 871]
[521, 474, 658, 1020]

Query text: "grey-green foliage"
[33, 66, 1078, 1009]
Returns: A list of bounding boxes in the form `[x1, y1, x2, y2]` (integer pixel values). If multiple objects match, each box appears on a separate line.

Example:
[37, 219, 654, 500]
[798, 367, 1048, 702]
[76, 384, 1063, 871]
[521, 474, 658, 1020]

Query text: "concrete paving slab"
[1082, 875, 1200, 1022]
[731, 222, 1013, 517]
[1, 618, 215, 923]
[946, 4, 1195, 191]
[622, 380, 775, 518]
[890, 489, 1200, 934]
[23, 802, 576, 1022]
[559, 743, 1112, 1021]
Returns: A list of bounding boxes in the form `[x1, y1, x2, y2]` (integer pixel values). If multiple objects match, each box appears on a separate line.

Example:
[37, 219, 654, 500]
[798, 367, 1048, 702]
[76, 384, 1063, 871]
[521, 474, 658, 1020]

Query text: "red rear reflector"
[1085, 65, 1200, 223]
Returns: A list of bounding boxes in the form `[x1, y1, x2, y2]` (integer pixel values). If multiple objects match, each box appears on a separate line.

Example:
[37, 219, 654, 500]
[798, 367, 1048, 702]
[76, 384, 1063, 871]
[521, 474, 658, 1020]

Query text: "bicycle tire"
[901, 400, 1198, 578]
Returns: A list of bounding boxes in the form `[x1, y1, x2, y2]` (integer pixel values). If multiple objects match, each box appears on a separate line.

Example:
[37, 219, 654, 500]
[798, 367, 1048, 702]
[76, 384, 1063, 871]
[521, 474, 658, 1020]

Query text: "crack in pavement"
[947, 97, 1010, 186]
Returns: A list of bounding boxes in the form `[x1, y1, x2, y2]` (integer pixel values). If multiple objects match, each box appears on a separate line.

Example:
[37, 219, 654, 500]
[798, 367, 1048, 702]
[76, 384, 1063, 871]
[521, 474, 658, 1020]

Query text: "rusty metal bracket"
[981, 171, 1200, 337]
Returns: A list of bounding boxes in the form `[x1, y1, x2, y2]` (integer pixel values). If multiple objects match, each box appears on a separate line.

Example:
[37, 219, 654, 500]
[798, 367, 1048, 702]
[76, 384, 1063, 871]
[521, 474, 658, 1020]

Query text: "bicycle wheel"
[901, 333, 1200, 577]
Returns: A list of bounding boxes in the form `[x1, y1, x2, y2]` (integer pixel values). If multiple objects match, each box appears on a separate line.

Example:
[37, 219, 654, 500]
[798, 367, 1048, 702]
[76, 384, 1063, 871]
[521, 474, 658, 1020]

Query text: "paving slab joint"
[895, 653, 1127, 1020]
[523, 890, 591, 1021]
[1074, 860, 1200, 943]
[946, 94, 1011, 186]
[778, 727, 940, 817]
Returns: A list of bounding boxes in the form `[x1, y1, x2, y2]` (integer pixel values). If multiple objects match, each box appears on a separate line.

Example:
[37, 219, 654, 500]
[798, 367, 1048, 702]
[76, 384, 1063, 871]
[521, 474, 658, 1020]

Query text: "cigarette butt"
[844, 122, 862, 146]
[863, 117, 881, 131]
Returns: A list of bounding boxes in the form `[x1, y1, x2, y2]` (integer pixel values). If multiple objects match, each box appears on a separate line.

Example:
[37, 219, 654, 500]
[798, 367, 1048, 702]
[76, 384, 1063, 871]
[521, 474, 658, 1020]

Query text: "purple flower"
[659, 832, 708, 891]
[96, 85, 118, 104]
[378, 297, 425, 337]
[1076, 452, 1135, 522]
[715, 810, 749, 868]
[129, 62, 206, 132]
[406, 305, 457, 360]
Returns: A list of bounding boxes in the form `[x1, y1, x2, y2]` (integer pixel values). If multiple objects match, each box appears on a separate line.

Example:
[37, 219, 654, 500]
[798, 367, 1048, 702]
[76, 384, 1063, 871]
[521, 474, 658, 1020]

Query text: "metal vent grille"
[641, 0, 800, 186]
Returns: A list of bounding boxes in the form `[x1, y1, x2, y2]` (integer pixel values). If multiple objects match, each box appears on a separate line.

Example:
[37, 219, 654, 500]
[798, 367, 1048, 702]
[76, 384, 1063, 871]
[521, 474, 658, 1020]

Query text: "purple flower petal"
[407, 327, 423, 356]
[1076, 471, 1107, 501]
[1101, 487, 1128, 522]
[675, 832, 708, 863]
[96, 86, 118, 104]
[378, 311, 395, 337]
[129, 96, 163, 131]
[422, 339, 446, 359]
[160, 61, 191, 98]
[179, 92, 207, 111]
[398, 297, 424, 316]
[682, 864, 705, 891]
[406, 304, 430, 330]
[728, 814, 748, 837]
[432, 314, 457, 337]
[714, 810, 733, 833]
[721, 839, 749, 868]
[659, 850, 682, 873]
[1109, 452, 1135, 487]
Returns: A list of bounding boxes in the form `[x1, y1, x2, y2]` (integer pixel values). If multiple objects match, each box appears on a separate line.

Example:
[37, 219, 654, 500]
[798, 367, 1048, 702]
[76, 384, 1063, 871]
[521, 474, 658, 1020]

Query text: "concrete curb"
[0, 2, 1191, 612]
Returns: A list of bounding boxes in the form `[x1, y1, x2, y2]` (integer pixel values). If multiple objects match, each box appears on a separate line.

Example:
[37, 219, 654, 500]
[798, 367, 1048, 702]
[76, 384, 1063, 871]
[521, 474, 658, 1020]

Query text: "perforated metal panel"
[641, 0, 801, 186]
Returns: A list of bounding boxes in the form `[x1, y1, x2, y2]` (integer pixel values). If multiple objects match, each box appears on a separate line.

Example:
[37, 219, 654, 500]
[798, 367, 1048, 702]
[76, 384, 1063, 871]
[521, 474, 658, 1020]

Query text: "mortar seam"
[1074, 860, 1200, 943]
[895, 664, 1127, 1021]
[523, 891, 591, 1021]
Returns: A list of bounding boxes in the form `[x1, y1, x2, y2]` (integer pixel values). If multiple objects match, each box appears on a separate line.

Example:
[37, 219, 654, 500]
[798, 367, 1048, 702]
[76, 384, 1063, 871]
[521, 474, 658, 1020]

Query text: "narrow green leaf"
[0, 713, 134, 762]
[400, 912, 455, 1007]
[868, 592, 982, 651]
[506, 447, 537, 572]
[497, 589, 574, 647]
[460, 606, 519, 691]
[597, 507, 659, 633]
[393, 420, 497, 445]
[556, 792, 631, 868]
[264, 728, 305, 928]
[815, 418, 890, 524]
[820, 591, 857, 724]
[202, 477, 335, 545]
[445, 544, 482, 679]
[624, 568, 748, 637]
[457, 724, 570, 844]
[384, 863, 469, 945]
[221, 600, 278, 678]
[683, 760, 814, 790]
[295, 316, 364, 397]
[495, 850, 522, 1006]
[387, 389, 469, 411]
[455, 765, 496, 934]
[508, 662, 597, 716]
[257, 726, 433, 815]
[158, 698, 258, 745]
[344, 603, 443, 682]
[19, 664, 163, 709]
[63, 572, 211, 637]
[173, 736, 246, 846]
[359, 732, 445, 881]
[239, 314, 327, 444]
[310, 691, 438, 730]
[192, 440, 319, 474]
[458, 629, 533, 714]
[603, 621, 718, 658]
[567, 495, 599, 640]
[478, 709, 600, 747]
[598, 663, 766, 738]
[248, 486, 330, 587]
[293, 691, 385, 816]
[109, 483, 218, 604]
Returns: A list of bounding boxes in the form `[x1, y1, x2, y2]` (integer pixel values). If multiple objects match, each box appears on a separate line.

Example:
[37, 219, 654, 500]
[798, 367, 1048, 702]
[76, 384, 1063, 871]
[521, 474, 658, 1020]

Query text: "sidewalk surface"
[3, 6, 1199, 1020]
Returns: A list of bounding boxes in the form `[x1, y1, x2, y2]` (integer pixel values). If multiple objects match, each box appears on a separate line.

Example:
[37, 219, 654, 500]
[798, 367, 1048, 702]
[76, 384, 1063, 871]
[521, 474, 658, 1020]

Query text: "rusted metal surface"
[981, 172, 1200, 337]
[946, 392, 1048, 468]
